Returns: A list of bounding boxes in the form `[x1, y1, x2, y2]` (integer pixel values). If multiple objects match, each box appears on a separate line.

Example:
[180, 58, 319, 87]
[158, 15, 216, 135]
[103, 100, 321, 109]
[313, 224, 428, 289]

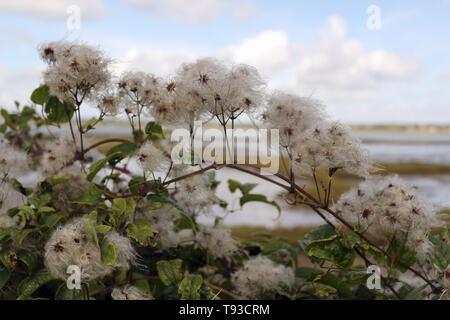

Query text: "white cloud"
[0, 65, 44, 108]
[118, 15, 421, 109]
[218, 30, 291, 75]
[217, 15, 420, 104]
[116, 47, 198, 77]
[122, 0, 255, 24]
[0, 0, 106, 20]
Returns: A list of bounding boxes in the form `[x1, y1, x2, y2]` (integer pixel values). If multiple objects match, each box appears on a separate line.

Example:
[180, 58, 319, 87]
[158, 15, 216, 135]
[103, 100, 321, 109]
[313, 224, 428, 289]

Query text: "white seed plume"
[173, 174, 216, 217]
[262, 91, 324, 149]
[118, 71, 161, 114]
[44, 218, 136, 282]
[111, 285, 153, 300]
[42, 132, 78, 175]
[138, 142, 170, 174]
[0, 134, 29, 179]
[0, 183, 25, 228]
[231, 255, 295, 299]
[52, 165, 91, 216]
[138, 205, 194, 249]
[195, 226, 238, 258]
[332, 175, 442, 258]
[39, 41, 111, 103]
[293, 121, 372, 177]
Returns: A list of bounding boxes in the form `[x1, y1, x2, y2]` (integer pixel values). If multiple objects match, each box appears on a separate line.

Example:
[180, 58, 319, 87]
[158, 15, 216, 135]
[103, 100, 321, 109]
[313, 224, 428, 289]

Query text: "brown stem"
[205, 281, 242, 300]
[84, 138, 131, 154]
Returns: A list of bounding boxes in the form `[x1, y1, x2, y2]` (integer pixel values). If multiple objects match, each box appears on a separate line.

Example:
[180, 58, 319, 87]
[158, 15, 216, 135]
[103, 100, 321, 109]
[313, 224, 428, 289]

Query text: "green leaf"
[106, 142, 138, 166]
[127, 219, 157, 246]
[428, 234, 450, 270]
[95, 224, 112, 235]
[18, 228, 40, 245]
[147, 194, 196, 232]
[145, 121, 164, 140]
[30, 85, 50, 105]
[173, 217, 194, 231]
[110, 198, 136, 228]
[18, 272, 55, 297]
[87, 152, 122, 182]
[239, 194, 281, 216]
[227, 179, 257, 195]
[0, 250, 18, 272]
[18, 250, 40, 275]
[100, 241, 116, 266]
[387, 239, 416, 273]
[157, 259, 182, 286]
[252, 231, 272, 239]
[263, 241, 298, 267]
[55, 283, 83, 300]
[10, 178, 33, 196]
[43, 213, 64, 229]
[75, 188, 103, 205]
[82, 117, 98, 131]
[44, 96, 74, 123]
[299, 225, 355, 268]
[178, 274, 203, 300]
[0, 267, 11, 290]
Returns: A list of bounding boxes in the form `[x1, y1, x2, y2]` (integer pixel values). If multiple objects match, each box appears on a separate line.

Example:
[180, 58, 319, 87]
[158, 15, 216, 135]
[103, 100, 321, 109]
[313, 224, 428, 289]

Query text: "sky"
[0, 0, 449, 124]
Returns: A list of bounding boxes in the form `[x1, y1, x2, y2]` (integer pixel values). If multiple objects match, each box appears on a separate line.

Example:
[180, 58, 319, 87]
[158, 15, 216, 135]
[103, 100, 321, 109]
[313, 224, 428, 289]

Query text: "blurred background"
[1, 0, 449, 241]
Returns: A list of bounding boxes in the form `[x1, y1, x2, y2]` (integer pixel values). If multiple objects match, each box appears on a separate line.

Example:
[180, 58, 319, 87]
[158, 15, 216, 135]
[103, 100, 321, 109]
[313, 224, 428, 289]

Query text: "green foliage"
[299, 225, 355, 268]
[127, 219, 157, 246]
[178, 274, 203, 300]
[228, 179, 281, 216]
[157, 259, 182, 286]
[0, 86, 443, 301]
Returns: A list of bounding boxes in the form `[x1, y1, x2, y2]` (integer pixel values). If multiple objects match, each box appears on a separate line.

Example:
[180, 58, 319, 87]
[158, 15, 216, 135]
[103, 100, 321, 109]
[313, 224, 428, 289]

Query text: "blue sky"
[0, 0, 449, 124]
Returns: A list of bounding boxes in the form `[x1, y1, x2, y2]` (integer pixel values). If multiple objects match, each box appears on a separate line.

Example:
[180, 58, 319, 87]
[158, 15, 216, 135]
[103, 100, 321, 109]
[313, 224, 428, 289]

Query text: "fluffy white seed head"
[231, 255, 295, 299]
[138, 142, 170, 174]
[42, 132, 77, 175]
[44, 218, 136, 282]
[176, 58, 265, 122]
[293, 121, 372, 177]
[52, 166, 91, 216]
[118, 71, 161, 113]
[39, 41, 111, 103]
[195, 226, 238, 258]
[0, 183, 25, 227]
[332, 175, 442, 253]
[0, 134, 29, 179]
[173, 174, 216, 217]
[262, 91, 324, 149]
[111, 285, 153, 300]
